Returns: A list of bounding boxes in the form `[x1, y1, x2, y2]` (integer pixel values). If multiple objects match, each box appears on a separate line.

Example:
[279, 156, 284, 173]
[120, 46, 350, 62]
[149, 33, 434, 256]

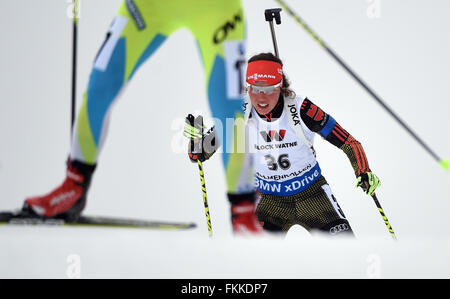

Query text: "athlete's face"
[248, 84, 281, 115]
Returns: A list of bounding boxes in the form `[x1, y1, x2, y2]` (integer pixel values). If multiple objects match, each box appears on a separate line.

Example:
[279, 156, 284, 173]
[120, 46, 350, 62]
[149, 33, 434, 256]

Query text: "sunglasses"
[248, 82, 282, 95]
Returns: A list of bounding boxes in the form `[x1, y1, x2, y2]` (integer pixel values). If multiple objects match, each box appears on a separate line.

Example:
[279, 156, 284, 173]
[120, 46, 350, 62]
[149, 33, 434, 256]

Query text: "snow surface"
[1, 0, 450, 278]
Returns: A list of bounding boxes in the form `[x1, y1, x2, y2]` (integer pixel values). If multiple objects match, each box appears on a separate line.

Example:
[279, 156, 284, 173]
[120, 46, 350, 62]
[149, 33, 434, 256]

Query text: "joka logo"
[287, 104, 301, 126]
[260, 130, 286, 142]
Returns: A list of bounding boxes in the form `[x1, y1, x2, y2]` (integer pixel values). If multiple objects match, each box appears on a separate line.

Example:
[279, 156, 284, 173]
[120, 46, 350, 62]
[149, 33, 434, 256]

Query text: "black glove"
[183, 114, 218, 163]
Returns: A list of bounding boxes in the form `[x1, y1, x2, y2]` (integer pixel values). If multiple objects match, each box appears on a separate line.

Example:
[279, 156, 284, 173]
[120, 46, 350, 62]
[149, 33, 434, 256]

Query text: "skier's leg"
[188, 1, 250, 192]
[315, 184, 354, 237]
[25, 0, 180, 219]
[255, 195, 293, 235]
[71, 1, 180, 163]
[189, 1, 262, 233]
[189, 0, 262, 233]
[261, 222, 285, 233]
[294, 176, 355, 237]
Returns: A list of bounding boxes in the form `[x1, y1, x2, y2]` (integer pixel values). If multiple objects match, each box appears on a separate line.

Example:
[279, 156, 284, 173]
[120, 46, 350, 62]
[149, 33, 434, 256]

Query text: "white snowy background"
[0, 0, 449, 278]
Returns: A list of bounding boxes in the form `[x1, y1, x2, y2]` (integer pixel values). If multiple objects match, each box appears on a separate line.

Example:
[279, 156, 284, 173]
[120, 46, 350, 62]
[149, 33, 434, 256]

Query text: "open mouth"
[258, 103, 269, 108]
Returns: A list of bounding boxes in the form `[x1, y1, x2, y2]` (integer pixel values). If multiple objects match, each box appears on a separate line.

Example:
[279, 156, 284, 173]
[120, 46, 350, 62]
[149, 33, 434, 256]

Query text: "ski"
[0, 211, 196, 230]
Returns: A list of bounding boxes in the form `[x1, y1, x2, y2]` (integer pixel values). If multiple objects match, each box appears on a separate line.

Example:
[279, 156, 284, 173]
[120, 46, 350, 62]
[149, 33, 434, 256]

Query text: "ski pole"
[71, 0, 79, 138]
[371, 193, 397, 240]
[275, 0, 449, 171]
[197, 160, 212, 237]
[187, 114, 213, 237]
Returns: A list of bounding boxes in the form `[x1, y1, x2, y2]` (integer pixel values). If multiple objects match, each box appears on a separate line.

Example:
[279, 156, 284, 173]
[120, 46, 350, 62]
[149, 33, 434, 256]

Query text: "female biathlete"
[185, 52, 381, 236]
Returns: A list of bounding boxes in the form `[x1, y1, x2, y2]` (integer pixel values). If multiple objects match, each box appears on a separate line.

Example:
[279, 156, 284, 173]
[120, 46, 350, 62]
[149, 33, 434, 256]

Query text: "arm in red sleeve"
[300, 98, 371, 176]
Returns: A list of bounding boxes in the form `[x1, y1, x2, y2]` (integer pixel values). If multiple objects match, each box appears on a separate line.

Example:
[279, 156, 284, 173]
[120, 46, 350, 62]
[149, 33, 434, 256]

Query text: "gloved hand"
[183, 114, 218, 163]
[228, 193, 264, 235]
[356, 172, 381, 196]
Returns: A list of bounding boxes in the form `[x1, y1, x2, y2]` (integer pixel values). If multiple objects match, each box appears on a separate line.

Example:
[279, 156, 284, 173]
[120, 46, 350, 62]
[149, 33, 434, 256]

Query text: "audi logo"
[329, 223, 349, 235]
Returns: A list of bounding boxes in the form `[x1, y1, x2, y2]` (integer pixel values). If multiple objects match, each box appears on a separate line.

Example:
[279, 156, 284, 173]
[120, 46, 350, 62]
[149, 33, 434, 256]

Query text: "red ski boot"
[228, 193, 264, 235]
[22, 159, 96, 222]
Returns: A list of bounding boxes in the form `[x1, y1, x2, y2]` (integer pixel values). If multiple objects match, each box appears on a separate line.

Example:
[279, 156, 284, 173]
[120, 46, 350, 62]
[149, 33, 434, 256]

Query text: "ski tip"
[440, 158, 450, 171]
